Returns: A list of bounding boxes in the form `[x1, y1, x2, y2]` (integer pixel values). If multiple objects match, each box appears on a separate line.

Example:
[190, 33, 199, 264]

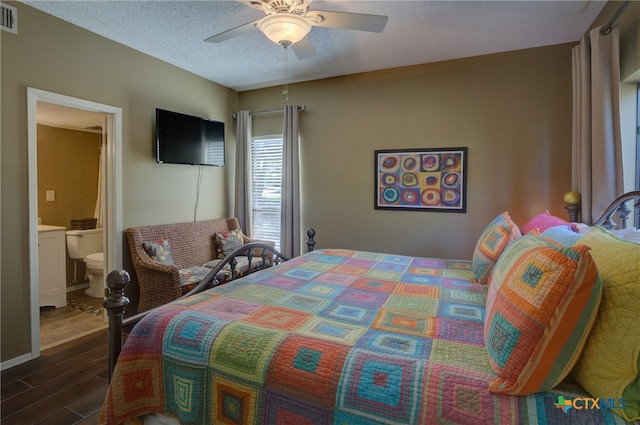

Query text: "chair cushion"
[472, 212, 521, 284]
[213, 229, 245, 259]
[203, 256, 267, 281]
[141, 238, 175, 265]
[178, 266, 212, 294]
[571, 227, 640, 421]
[484, 235, 602, 395]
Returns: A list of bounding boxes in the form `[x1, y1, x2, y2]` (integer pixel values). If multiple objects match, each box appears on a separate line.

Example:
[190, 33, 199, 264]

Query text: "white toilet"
[65, 228, 104, 298]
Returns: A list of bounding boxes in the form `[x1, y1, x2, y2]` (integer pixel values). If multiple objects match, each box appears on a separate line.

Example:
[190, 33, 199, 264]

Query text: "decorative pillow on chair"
[521, 210, 578, 234]
[484, 235, 602, 395]
[472, 212, 521, 284]
[571, 227, 640, 421]
[213, 229, 245, 258]
[141, 238, 175, 265]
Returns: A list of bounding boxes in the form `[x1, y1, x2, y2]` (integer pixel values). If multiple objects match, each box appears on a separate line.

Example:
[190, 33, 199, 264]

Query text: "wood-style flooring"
[40, 290, 108, 350]
[1, 329, 109, 425]
[1, 290, 110, 424]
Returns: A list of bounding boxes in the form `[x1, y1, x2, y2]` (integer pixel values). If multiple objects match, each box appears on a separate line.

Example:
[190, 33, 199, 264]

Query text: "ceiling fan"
[204, 0, 389, 59]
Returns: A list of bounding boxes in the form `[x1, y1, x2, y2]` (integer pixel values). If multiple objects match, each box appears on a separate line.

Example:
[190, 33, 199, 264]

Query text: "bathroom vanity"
[38, 225, 67, 308]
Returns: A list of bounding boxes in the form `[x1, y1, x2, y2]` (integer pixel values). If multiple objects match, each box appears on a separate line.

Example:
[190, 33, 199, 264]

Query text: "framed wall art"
[374, 147, 467, 212]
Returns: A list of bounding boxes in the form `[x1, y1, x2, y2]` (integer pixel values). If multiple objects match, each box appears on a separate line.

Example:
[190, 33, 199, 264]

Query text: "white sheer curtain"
[572, 25, 624, 224]
[234, 110, 253, 234]
[280, 105, 301, 257]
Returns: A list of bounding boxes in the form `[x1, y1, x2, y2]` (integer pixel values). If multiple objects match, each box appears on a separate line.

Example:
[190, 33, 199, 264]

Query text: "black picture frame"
[374, 147, 468, 213]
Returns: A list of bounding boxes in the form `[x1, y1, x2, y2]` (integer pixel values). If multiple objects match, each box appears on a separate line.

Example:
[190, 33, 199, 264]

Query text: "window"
[251, 136, 283, 249]
[636, 83, 639, 191]
[203, 140, 224, 166]
[621, 81, 639, 194]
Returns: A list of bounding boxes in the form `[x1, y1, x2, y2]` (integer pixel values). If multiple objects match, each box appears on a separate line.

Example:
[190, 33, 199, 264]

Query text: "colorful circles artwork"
[380, 155, 400, 172]
[381, 173, 399, 186]
[442, 172, 459, 187]
[402, 155, 419, 172]
[381, 187, 400, 204]
[376, 149, 466, 211]
[441, 189, 460, 205]
[402, 173, 418, 187]
[401, 188, 420, 205]
[421, 189, 441, 205]
[422, 155, 440, 172]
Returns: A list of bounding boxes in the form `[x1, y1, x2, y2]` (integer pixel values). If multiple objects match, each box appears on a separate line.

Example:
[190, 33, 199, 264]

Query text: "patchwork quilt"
[99, 249, 636, 425]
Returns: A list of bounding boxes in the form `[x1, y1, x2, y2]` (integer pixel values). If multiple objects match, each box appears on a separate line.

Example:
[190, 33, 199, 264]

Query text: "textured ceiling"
[22, 0, 606, 92]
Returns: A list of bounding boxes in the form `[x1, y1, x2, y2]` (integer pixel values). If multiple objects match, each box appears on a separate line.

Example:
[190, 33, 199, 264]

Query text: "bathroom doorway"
[27, 88, 123, 361]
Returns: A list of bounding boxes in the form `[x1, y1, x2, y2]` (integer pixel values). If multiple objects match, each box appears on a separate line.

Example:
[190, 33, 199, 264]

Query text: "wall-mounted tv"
[155, 108, 225, 166]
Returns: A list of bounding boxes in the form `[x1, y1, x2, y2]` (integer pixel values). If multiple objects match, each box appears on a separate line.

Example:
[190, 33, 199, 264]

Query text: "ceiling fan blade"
[204, 20, 258, 43]
[292, 36, 316, 60]
[236, 0, 264, 11]
[307, 10, 388, 33]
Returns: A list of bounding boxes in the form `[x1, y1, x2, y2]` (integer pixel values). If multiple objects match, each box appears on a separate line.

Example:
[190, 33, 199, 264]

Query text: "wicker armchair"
[126, 218, 272, 312]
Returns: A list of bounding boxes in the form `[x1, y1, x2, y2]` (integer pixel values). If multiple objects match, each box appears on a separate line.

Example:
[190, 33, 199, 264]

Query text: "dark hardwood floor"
[1, 329, 109, 425]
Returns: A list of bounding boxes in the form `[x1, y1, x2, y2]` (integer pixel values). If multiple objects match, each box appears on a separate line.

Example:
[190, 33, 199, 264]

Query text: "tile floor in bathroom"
[40, 289, 107, 350]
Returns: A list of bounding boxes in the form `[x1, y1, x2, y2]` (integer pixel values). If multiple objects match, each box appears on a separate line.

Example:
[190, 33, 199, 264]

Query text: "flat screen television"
[155, 108, 225, 166]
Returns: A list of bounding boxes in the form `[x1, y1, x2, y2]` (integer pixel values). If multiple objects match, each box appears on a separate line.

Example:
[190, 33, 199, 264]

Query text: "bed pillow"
[611, 227, 640, 244]
[484, 235, 602, 395]
[571, 227, 640, 421]
[141, 238, 175, 265]
[521, 210, 578, 234]
[213, 229, 245, 258]
[541, 225, 584, 246]
[472, 212, 521, 284]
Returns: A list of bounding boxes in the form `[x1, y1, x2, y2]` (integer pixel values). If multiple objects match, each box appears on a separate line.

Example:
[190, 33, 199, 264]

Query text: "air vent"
[1, 2, 17, 34]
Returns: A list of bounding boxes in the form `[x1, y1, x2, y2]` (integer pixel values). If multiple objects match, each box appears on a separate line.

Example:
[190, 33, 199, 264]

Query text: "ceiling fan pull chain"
[282, 43, 289, 103]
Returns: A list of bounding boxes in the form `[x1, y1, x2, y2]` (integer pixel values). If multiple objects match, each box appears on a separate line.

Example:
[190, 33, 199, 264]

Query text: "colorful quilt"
[100, 249, 637, 425]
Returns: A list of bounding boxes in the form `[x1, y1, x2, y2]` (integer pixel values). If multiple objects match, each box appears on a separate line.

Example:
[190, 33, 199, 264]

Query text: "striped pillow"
[484, 235, 602, 395]
[472, 212, 521, 284]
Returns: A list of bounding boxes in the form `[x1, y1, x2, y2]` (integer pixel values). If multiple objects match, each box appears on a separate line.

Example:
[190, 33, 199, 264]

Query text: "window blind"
[251, 137, 283, 249]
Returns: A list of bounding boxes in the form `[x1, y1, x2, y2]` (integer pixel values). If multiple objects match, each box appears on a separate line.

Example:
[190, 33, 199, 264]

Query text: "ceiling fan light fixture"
[257, 13, 311, 46]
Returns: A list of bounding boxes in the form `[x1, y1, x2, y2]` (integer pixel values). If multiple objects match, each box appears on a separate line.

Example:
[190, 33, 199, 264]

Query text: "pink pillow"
[521, 211, 577, 234]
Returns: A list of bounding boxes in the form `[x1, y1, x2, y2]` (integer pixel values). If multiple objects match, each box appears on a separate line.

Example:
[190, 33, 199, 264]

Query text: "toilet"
[65, 228, 104, 298]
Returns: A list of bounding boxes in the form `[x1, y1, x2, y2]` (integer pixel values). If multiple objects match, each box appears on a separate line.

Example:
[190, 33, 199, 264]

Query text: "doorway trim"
[27, 87, 123, 360]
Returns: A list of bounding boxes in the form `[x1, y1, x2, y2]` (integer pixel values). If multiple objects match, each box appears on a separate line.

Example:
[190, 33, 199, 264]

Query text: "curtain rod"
[600, 0, 631, 35]
[232, 105, 307, 119]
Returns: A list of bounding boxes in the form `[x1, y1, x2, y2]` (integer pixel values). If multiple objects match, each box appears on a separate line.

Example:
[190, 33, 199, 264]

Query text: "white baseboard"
[1, 352, 34, 371]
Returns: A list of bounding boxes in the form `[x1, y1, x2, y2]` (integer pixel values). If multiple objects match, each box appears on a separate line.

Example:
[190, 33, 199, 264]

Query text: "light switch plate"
[46, 190, 55, 202]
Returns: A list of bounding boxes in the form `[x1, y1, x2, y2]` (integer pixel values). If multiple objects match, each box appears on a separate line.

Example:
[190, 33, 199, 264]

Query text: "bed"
[99, 191, 640, 425]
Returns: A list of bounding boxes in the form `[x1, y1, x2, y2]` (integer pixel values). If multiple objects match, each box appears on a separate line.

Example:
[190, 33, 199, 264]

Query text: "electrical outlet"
[46, 190, 55, 202]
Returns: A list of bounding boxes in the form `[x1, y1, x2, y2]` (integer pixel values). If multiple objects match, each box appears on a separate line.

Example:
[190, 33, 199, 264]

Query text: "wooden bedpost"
[563, 191, 581, 223]
[103, 269, 130, 381]
[306, 228, 316, 252]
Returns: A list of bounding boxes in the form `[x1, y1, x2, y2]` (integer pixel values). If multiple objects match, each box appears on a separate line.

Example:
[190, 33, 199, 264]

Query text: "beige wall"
[37, 124, 101, 286]
[37, 125, 100, 230]
[1, 2, 238, 363]
[241, 44, 574, 260]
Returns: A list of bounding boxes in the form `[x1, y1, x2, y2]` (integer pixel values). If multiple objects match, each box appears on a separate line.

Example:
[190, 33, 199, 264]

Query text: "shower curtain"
[94, 131, 104, 228]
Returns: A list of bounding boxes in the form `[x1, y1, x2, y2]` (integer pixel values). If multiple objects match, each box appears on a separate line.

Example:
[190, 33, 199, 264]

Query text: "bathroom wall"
[37, 124, 101, 287]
